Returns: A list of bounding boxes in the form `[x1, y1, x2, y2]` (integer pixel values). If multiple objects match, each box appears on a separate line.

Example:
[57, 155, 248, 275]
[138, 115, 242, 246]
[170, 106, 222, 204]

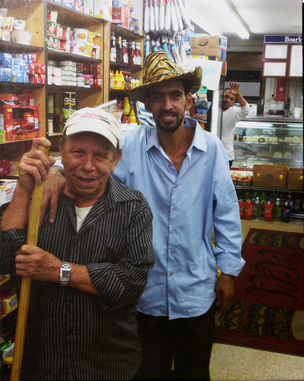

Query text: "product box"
[61, 0, 75, 8]
[84, 0, 94, 15]
[287, 168, 303, 190]
[75, 0, 84, 12]
[190, 36, 221, 59]
[0, 294, 18, 318]
[0, 179, 17, 207]
[230, 169, 253, 186]
[94, 0, 112, 21]
[129, 17, 139, 34]
[253, 164, 288, 188]
[0, 103, 39, 141]
[112, 0, 129, 27]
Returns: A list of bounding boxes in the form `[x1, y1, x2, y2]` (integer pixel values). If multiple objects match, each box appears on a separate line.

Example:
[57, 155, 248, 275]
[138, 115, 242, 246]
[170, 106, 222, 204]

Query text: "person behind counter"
[221, 81, 250, 168]
[0, 108, 154, 380]
[37, 50, 245, 380]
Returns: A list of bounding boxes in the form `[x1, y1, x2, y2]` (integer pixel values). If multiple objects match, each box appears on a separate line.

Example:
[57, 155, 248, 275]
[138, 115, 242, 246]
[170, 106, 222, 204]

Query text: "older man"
[0, 108, 154, 380]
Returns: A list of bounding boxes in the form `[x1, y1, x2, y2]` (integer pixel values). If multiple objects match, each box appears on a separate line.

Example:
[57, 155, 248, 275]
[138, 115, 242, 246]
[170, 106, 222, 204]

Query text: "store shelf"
[48, 84, 101, 92]
[0, 82, 44, 90]
[47, 49, 102, 64]
[0, 41, 43, 54]
[111, 24, 144, 40]
[110, 61, 142, 72]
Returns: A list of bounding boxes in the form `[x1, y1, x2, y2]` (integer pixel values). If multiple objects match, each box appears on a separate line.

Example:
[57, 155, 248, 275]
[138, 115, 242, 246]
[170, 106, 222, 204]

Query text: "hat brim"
[128, 66, 202, 103]
[65, 122, 118, 147]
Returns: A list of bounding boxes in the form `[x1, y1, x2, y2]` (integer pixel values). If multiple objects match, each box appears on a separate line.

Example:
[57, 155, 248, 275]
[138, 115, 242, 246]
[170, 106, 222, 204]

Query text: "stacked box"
[112, 0, 129, 28]
[0, 179, 18, 206]
[94, 0, 112, 21]
[287, 168, 303, 190]
[190, 36, 221, 59]
[253, 164, 288, 189]
[0, 104, 39, 142]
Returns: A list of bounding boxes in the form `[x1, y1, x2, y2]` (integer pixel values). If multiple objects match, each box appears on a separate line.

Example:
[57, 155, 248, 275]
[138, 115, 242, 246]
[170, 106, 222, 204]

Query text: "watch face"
[61, 269, 70, 281]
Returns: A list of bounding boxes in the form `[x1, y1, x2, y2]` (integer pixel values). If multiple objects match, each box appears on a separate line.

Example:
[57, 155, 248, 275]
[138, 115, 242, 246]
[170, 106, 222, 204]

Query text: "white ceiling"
[187, 0, 302, 40]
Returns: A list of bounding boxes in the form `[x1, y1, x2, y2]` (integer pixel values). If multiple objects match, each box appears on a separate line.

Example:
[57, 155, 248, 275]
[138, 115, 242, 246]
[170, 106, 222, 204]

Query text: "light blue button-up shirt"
[113, 117, 244, 319]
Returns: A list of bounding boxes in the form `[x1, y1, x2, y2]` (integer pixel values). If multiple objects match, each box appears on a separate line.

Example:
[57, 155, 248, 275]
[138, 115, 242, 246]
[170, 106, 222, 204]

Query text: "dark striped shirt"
[0, 176, 154, 380]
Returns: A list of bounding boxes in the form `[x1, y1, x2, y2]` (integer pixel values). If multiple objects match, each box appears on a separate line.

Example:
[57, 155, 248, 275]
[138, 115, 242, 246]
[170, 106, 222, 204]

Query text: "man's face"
[60, 132, 122, 207]
[223, 90, 236, 111]
[145, 80, 193, 133]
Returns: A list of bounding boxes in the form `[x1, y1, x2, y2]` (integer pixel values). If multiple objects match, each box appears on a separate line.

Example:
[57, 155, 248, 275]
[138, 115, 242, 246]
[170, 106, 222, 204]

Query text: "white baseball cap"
[63, 107, 121, 147]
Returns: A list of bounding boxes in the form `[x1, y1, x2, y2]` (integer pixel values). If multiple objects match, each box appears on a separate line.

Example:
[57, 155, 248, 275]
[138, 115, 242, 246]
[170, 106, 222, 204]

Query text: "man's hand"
[15, 245, 61, 283]
[40, 166, 68, 225]
[18, 137, 55, 193]
[228, 81, 240, 97]
[215, 272, 235, 314]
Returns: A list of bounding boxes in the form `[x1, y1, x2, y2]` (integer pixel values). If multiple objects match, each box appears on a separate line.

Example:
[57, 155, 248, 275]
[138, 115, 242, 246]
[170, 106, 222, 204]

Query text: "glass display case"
[232, 117, 303, 169]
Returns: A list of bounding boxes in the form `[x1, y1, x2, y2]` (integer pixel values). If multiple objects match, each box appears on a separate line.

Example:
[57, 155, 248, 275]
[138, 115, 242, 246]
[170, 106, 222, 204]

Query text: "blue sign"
[264, 35, 302, 44]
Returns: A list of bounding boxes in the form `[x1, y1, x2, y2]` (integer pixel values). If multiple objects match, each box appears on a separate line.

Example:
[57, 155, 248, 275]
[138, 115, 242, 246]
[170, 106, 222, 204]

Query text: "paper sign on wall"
[183, 57, 223, 91]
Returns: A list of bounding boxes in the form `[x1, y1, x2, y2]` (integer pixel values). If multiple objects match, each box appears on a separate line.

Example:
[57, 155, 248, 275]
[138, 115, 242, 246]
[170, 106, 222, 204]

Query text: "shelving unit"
[0, 1, 145, 160]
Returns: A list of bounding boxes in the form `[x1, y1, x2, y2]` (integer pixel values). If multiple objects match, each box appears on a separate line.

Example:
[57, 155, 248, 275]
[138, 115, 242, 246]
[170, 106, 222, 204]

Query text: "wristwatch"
[60, 262, 71, 286]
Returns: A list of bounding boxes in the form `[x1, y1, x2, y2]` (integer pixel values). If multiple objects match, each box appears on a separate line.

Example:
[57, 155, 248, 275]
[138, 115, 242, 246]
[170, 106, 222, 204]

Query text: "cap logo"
[80, 112, 111, 126]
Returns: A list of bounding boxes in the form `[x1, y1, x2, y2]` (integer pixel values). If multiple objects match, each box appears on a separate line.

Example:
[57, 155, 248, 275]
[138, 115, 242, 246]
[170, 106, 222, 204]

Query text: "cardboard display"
[253, 164, 288, 188]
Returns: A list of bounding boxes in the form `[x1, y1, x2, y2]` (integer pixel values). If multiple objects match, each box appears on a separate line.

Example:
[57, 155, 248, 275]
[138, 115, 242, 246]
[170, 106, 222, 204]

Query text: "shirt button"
[168, 163, 172, 167]
[172, 228, 176, 232]
[170, 272, 173, 276]
[173, 206, 177, 210]
[171, 251, 174, 255]
[175, 185, 178, 188]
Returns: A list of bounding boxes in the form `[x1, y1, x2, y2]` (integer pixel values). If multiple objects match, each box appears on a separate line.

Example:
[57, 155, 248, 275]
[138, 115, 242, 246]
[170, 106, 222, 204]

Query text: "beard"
[154, 112, 184, 133]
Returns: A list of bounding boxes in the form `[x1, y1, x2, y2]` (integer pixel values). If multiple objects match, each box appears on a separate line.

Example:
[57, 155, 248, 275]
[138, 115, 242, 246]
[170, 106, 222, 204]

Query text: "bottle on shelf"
[243, 191, 253, 220]
[122, 39, 129, 65]
[238, 191, 245, 219]
[273, 195, 283, 221]
[110, 31, 116, 62]
[116, 36, 122, 63]
[252, 194, 261, 220]
[264, 196, 273, 221]
[129, 42, 136, 66]
[121, 97, 130, 124]
[130, 109, 137, 124]
[135, 42, 142, 66]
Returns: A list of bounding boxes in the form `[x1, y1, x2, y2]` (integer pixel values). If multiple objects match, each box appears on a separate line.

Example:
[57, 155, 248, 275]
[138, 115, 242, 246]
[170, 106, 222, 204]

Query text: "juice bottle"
[243, 191, 253, 220]
[264, 197, 273, 221]
[238, 192, 244, 219]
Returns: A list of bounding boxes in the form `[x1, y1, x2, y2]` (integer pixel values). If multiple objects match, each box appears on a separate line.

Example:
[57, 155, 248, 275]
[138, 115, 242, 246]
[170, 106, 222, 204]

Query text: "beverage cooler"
[230, 116, 303, 221]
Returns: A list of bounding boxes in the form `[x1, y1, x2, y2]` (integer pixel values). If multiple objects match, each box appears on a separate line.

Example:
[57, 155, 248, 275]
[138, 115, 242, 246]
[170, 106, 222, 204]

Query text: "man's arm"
[15, 244, 101, 296]
[229, 81, 247, 107]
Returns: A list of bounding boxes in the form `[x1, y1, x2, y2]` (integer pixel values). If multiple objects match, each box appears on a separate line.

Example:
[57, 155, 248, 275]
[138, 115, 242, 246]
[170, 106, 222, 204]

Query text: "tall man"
[0, 109, 154, 380]
[221, 81, 250, 167]
[41, 51, 245, 380]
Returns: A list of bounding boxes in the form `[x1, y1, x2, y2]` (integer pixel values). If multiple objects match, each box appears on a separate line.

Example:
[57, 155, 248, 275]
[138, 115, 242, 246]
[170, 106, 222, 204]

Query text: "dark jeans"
[133, 302, 216, 380]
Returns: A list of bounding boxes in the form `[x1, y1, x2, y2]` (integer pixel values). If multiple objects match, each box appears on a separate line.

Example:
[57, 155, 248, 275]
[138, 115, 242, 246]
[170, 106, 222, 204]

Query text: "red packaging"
[0, 104, 39, 141]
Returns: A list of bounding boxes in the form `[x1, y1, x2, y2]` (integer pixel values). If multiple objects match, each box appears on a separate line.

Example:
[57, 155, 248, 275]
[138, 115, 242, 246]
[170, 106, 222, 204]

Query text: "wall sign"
[262, 34, 302, 78]
[289, 44, 303, 77]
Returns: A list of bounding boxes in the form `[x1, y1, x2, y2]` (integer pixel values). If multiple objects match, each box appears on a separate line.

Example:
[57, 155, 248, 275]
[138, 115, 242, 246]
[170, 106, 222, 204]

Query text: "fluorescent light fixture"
[211, 0, 250, 39]
[187, 4, 223, 36]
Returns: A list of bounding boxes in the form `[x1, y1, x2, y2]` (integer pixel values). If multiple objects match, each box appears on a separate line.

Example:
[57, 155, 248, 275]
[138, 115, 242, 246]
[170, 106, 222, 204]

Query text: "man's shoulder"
[109, 176, 150, 207]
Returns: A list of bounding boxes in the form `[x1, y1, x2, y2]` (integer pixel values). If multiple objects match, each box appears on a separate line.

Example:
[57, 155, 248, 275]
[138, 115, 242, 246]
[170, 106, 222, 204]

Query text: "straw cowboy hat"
[129, 50, 202, 103]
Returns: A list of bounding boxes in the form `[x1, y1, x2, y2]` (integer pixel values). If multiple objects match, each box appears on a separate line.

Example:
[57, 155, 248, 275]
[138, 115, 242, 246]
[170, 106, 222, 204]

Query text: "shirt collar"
[146, 117, 207, 153]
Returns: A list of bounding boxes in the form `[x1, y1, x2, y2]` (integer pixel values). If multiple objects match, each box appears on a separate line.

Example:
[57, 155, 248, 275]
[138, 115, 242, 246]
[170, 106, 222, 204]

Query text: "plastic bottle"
[122, 39, 128, 64]
[113, 70, 120, 90]
[130, 109, 137, 124]
[135, 42, 142, 66]
[260, 192, 267, 212]
[243, 191, 253, 220]
[119, 71, 125, 90]
[145, 34, 151, 57]
[109, 70, 113, 89]
[110, 31, 116, 62]
[2, 356, 13, 380]
[129, 42, 136, 66]
[252, 195, 261, 220]
[238, 192, 245, 219]
[273, 196, 283, 221]
[121, 97, 130, 124]
[264, 197, 273, 221]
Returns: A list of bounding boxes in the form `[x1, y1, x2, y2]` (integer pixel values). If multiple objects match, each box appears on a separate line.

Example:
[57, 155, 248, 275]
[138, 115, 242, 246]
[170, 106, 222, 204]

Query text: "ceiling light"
[211, 0, 250, 39]
[187, 4, 223, 36]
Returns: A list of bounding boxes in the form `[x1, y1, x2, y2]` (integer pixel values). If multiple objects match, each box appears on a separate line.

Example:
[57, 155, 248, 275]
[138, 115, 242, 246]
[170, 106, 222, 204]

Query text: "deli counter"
[232, 117, 303, 169]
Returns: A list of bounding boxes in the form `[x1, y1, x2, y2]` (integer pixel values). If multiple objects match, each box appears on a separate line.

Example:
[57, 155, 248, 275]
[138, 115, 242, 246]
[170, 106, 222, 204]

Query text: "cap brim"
[129, 66, 202, 103]
[65, 123, 118, 147]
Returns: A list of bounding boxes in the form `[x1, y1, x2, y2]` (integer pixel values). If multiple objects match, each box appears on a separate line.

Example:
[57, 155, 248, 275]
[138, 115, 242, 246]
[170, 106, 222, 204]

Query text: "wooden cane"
[10, 145, 50, 381]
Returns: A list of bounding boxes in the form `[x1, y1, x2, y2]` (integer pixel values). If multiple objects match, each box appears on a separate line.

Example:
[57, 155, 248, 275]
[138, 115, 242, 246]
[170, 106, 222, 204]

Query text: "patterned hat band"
[129, 50, 202, 103]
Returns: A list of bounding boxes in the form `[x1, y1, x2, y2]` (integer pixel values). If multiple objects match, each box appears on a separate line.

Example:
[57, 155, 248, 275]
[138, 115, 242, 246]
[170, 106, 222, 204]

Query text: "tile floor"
[210, 218, 304, 381]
